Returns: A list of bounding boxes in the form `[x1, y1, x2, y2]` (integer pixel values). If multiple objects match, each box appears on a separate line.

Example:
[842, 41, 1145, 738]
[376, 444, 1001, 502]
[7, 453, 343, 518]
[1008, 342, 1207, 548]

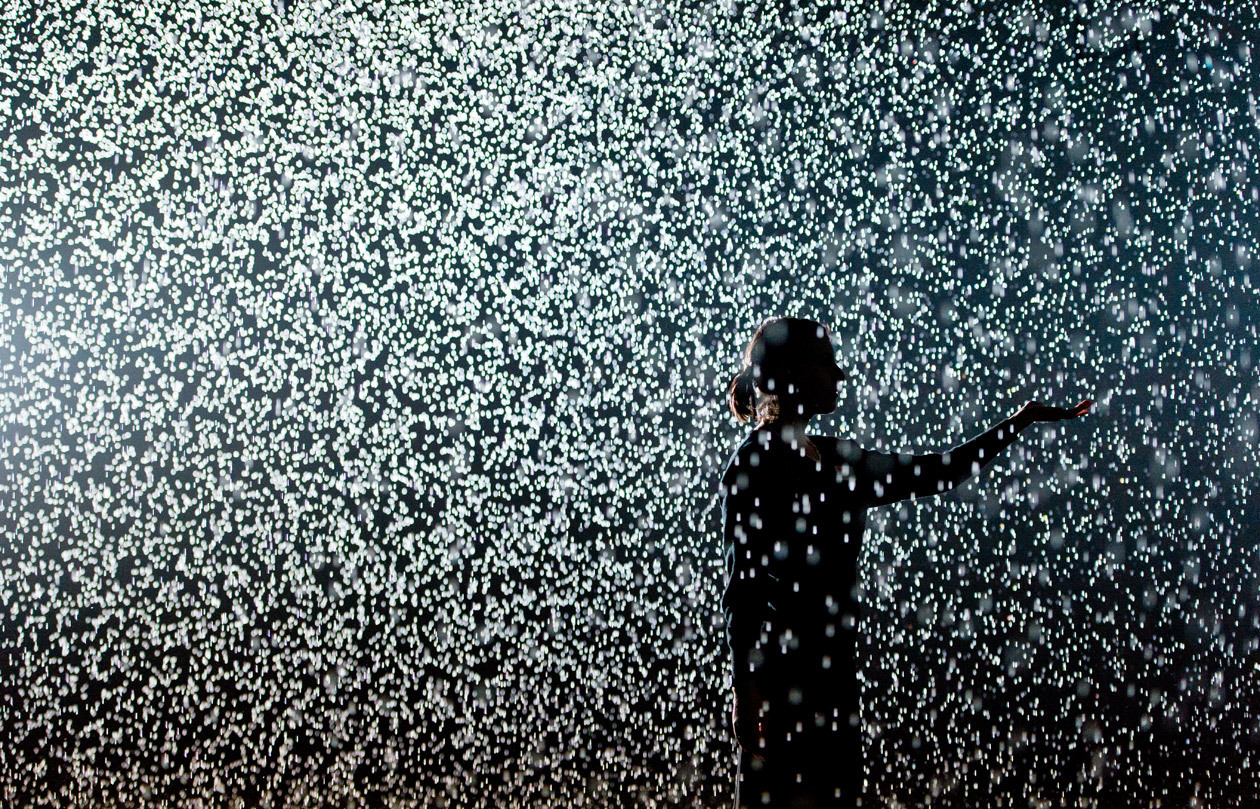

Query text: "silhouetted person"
[719, 317, 1092, 808]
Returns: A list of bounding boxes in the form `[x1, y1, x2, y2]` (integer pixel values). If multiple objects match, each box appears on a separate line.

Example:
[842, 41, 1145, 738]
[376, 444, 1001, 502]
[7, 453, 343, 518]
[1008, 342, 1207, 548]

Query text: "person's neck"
[756, 416, 812, 444]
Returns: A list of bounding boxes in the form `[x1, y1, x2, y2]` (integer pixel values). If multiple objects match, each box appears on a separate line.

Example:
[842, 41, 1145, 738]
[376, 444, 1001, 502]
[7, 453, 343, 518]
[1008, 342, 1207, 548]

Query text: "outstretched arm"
[855, 413, 1023, 508]
[840, 398, 1092, 508]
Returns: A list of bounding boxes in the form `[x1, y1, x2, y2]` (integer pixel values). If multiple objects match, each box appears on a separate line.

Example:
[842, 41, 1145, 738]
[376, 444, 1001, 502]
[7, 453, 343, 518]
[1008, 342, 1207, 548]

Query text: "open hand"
[1017, 398, 1093, 429]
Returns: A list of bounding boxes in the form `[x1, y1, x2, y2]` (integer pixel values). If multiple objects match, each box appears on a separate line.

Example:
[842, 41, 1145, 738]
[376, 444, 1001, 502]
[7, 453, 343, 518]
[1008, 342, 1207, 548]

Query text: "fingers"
[1053, 401, 1091, 420]
[1023, 398, 1092, 424]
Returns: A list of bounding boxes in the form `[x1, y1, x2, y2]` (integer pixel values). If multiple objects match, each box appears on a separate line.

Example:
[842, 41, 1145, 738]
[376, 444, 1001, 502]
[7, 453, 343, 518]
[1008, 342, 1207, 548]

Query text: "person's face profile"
[782, 348, 844, 416]
[807, 340, 845, 411]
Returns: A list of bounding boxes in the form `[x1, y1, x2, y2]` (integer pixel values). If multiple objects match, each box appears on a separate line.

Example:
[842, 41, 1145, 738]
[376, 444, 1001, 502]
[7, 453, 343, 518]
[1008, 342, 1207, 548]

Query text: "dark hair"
[727, 317, 832, 424]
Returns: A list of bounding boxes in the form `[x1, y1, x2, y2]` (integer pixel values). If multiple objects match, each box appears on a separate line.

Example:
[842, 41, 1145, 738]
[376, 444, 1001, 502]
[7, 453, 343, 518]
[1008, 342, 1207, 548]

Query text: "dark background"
[1, 1, 1257, 806]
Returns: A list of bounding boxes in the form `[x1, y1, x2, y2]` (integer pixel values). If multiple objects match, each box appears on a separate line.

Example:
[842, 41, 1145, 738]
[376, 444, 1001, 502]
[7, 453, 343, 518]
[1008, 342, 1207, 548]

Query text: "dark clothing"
[719, 418, 1024, 808]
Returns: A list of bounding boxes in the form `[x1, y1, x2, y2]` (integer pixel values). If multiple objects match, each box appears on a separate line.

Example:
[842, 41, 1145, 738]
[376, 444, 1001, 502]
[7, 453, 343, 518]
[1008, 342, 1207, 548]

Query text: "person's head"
[727, 317, 846, 426]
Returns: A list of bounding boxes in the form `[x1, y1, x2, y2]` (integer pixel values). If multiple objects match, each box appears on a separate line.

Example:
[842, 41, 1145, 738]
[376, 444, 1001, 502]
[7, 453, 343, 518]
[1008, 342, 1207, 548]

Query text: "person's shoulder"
[722, 429, 767, 470]
[719, 429, 780, 487]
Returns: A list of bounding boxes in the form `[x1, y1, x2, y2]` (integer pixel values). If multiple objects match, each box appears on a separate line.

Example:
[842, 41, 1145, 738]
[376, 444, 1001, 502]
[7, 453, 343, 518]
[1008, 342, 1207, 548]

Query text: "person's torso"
[728, 429, 867, 640]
